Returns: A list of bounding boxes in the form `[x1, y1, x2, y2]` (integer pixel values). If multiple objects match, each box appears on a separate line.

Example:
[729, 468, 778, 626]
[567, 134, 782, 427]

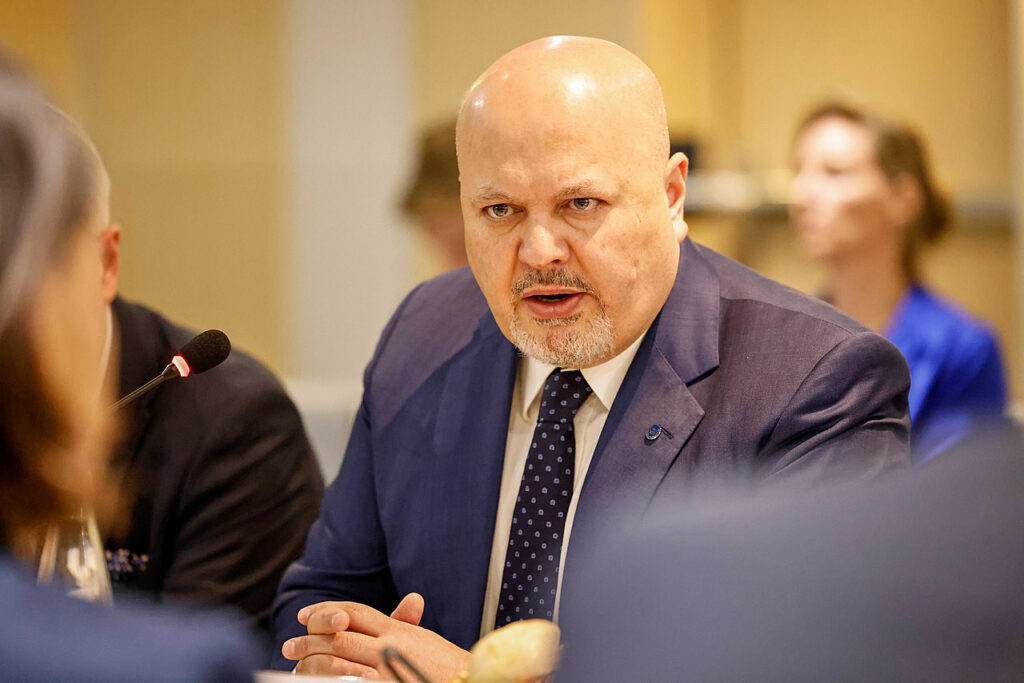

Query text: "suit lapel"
[426, 314, 518, 648]
[572, 239, 721, 545]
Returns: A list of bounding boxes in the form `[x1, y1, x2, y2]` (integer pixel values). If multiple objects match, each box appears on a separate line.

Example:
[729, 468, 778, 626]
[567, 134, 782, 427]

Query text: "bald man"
[273, 37, 910, 678]
[60, 114, 324, 633]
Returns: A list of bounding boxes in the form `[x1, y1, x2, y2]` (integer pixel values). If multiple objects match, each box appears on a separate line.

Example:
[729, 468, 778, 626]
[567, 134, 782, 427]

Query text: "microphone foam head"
[177, 329, 231, 375]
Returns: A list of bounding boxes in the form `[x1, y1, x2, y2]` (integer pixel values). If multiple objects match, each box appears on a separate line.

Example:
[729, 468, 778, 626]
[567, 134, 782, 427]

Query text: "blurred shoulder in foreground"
[0, 552, 259, 683]
[560, 423, 1024, 682]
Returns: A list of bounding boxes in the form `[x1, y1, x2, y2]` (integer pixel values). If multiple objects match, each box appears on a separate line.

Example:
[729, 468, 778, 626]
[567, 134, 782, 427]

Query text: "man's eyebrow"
[555, 181, 604, 199]
[471, 187, 512, 206]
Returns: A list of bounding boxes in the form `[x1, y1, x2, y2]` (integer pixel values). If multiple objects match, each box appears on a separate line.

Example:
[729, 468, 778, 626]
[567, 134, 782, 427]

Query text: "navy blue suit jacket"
[272, 240, 910, 667]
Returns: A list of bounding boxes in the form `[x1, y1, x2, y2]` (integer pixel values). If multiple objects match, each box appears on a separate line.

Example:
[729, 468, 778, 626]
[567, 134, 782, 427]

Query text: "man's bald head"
[457, 36, 670, 178]
[50, 107, 110, 232]
[456, 36, 688, 369]
[49, 109, 120, 305]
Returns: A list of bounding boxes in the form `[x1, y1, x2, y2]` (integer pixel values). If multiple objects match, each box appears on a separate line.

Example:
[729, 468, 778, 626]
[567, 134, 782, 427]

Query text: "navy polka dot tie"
[495, 369, 593, 627]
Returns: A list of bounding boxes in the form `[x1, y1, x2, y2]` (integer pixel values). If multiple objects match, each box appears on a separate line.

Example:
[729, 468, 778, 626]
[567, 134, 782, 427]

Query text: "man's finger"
[305, 606, 351, 635]
[335, 601, 392, 636]
[283, 632, 379, 665]
[390, 593, 425, 626]
[297, 601, 346, 627]
[298, 600, 390, 637]
[296, 654, 377, 678]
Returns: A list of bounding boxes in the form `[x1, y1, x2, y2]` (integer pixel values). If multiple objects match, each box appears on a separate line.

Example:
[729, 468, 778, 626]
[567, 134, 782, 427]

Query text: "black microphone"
[112, 329, 231, 410]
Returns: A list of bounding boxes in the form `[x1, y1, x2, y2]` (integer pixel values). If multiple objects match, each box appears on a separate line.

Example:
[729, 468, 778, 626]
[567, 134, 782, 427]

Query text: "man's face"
[461, 110, 685, 368]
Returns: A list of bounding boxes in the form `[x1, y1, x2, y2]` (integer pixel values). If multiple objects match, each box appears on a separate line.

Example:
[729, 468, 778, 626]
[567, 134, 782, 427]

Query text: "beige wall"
[1, 0, 288, 373]
[412, 0, 641, 129]
[0, 1, 80, 112]
[736, 0, 1010, 197]
[640, 0, 743, 167]
[643, 0, 1011, 193]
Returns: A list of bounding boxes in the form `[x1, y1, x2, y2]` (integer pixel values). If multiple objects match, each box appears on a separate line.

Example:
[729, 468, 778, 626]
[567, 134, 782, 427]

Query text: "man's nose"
[518, 217, 570, 270]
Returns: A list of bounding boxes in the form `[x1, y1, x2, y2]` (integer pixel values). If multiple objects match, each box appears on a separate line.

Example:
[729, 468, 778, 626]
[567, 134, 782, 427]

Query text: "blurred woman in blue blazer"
[791, 102, 1006, 464]
[0, 54, 259, 682]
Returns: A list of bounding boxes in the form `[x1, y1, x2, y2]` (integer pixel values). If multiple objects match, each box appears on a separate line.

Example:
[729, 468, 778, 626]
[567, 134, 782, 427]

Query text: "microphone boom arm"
[111, 363, 178, 410]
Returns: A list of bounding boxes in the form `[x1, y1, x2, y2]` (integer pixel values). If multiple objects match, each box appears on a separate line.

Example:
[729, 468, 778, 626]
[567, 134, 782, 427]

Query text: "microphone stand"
[111, 363, 178, 410]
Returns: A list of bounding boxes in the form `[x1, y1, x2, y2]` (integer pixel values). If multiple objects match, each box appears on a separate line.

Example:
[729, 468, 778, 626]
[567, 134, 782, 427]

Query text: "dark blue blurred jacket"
[0, 552, 259, 682]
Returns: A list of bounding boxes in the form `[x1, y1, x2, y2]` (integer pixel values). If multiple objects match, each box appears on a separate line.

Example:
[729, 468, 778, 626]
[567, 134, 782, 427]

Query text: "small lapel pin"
[645, 424, 673, 442]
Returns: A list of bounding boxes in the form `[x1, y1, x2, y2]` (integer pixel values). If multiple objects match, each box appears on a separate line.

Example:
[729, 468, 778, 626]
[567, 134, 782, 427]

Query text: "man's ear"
[99, 223, 120, 304]
[665, 152, 688, 242]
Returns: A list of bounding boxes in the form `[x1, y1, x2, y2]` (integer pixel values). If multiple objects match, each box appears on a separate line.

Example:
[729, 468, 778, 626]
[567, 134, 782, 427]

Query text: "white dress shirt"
[478, 333, 646, 636]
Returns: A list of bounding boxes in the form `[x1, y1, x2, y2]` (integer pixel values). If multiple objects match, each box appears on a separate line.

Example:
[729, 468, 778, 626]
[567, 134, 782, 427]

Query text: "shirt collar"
[519, 330, 648, 420]
[98, 305, 113, 397]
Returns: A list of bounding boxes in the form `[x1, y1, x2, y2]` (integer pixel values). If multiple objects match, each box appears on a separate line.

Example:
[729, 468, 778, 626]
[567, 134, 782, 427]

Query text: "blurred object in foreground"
[377, 619, 561, 683]
[37, 508, 112, 604]
[464, 619, 560, 683]
[559, 424, 1024, 681]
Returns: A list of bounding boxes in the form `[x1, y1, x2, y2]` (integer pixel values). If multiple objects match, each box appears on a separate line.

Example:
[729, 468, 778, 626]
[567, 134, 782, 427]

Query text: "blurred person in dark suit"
[0, 53, 259, 682]
[401, 117, 467, 269]
[791, 103, 1007, 463]
[558, 423, 1024, 682]
[272, 37, 910, 680]
[67, 119, 324, 632]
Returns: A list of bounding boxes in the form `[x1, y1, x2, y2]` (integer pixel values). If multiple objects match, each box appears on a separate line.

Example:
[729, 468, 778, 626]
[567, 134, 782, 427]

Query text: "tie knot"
[538, 369, 593, 423]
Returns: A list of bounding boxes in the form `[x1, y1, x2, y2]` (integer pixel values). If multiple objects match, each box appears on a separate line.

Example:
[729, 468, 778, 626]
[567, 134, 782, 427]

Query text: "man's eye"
[570, 197, 597, 211]
[485, 204, 512, 219]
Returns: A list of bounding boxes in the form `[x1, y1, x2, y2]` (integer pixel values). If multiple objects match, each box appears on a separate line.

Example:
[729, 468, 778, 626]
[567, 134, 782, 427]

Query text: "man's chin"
[509, 314, 614, 368]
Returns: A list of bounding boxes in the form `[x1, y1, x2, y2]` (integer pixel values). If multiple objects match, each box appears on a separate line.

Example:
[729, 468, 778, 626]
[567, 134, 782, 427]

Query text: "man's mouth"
[522, 291, 586, 319]
[532, 293, 573, 303]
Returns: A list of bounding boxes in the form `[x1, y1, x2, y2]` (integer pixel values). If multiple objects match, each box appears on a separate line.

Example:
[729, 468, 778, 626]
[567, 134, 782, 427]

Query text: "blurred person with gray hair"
[0, 51, 260, 682]
[791, 102, 1007, 463]
[64, 99, 324, 637]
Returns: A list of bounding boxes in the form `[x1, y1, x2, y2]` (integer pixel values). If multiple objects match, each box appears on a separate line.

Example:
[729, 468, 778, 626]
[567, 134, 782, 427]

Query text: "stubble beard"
[507, 268, 615, 368]
[510, 310, 614, 369]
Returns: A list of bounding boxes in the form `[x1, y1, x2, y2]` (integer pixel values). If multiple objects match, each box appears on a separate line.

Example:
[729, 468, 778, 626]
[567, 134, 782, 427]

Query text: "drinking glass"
[36, 507, 113, 604]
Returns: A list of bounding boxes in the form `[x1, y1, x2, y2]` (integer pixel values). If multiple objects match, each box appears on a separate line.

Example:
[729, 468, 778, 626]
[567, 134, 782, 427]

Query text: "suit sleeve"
[270, 396, 399, 669]
[269, 285, 424, 670]
[762, 330, 911, 485]
[160, 379, 324, 635]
